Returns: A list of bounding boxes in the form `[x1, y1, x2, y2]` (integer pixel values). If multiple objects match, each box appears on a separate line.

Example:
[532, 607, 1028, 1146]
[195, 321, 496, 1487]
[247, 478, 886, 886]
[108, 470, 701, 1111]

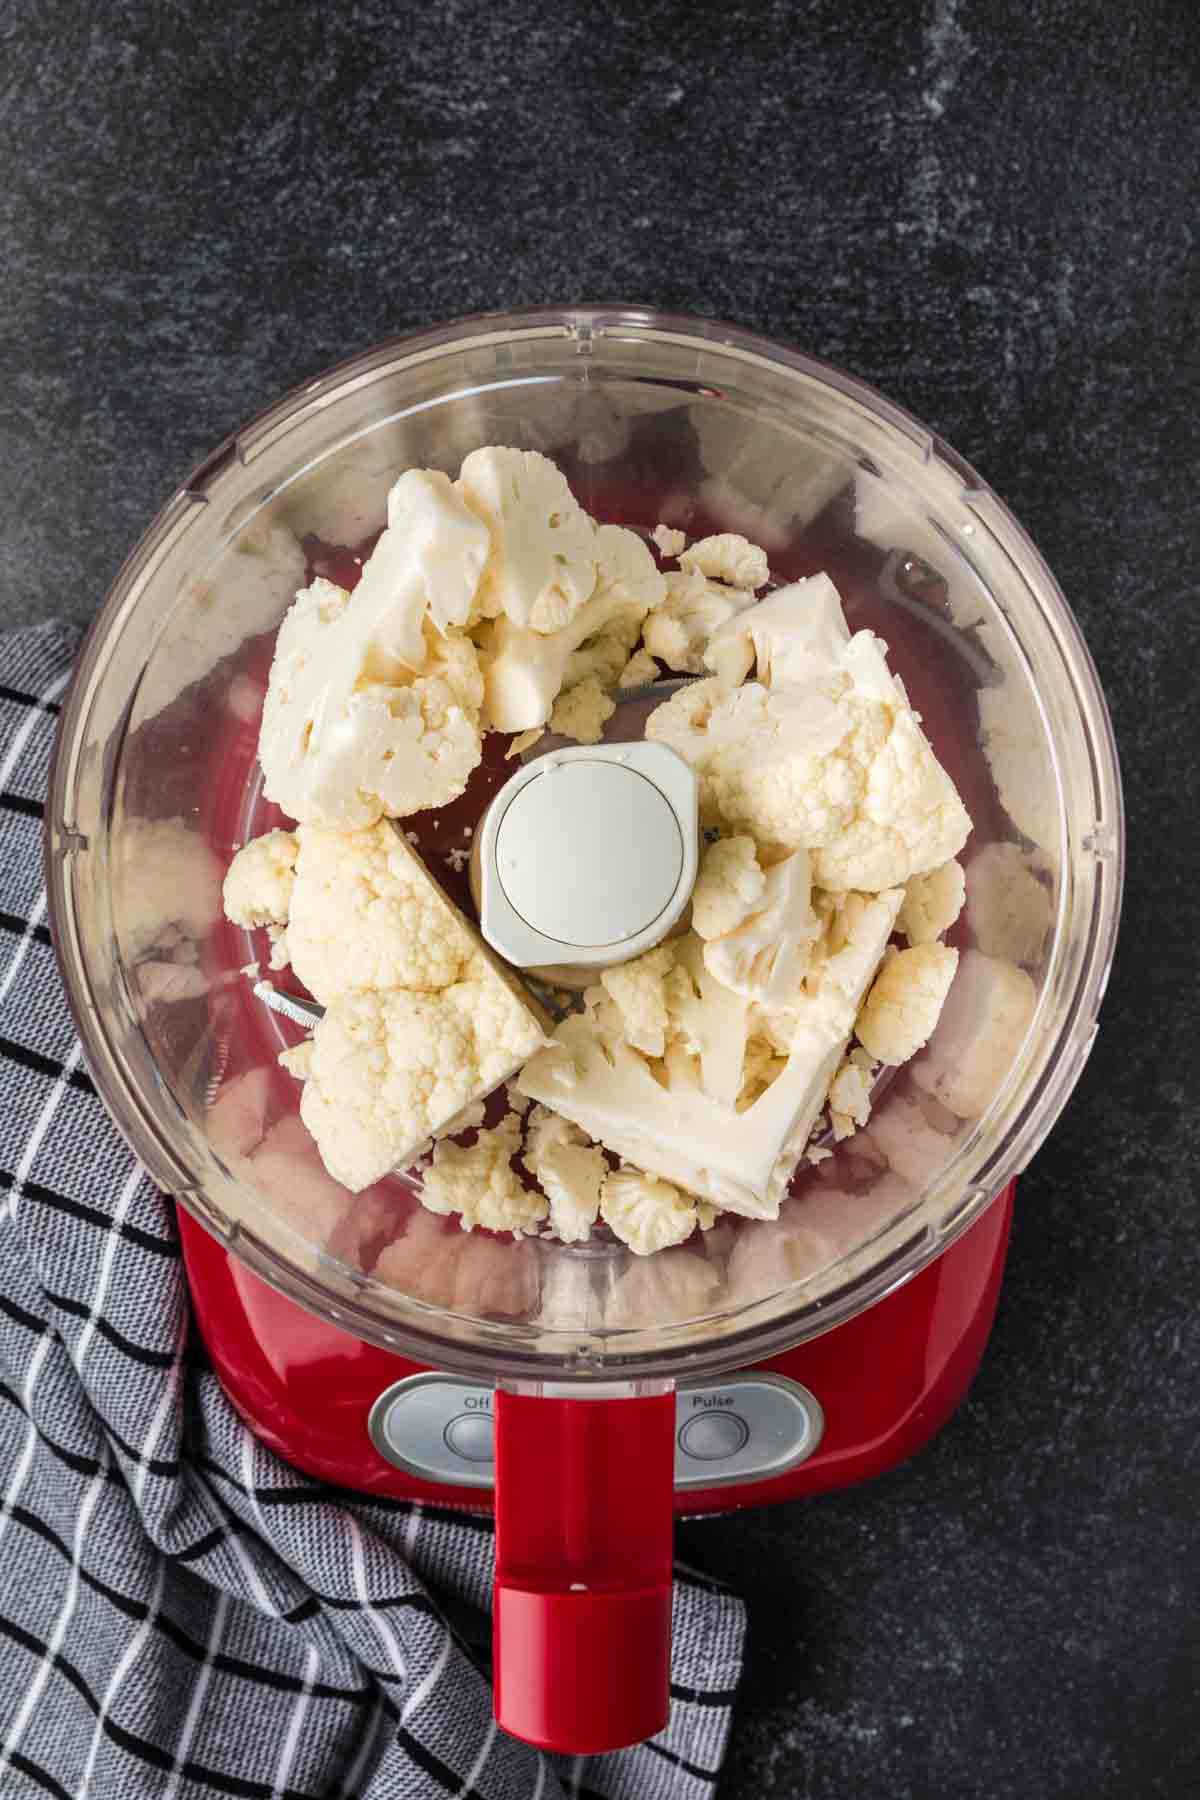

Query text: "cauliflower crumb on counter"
[222, 442, 986, 1265]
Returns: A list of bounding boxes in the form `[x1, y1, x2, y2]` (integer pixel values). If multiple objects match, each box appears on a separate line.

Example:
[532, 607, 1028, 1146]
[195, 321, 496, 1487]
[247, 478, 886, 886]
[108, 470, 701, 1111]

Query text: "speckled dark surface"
[4, 0, 1199, 1793]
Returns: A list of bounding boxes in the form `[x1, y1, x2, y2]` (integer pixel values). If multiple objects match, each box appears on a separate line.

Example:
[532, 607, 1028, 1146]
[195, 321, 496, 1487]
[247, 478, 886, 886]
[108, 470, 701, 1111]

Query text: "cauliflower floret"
[260, 578, 484, 828]
[113, 816, 224, 963]
[437, 1097, 486, 1137]
[642, 568, 758, 674]
[293, 955, 545, 1192]
[663, 934, 753, 1108]
[856, 943, 959, 1065]
[605, 1247, 722, 1326]
[618, 647, 661, 688]
[978, 682, 1059, 857]
[522, 1104, 607, 1244]
[679, 532, 769, 592]
[860, 1088, 960, 1186]
[600, 944, 676, 1057]
[643, 676, 730, 825]
[457, 447, 599, 633]
[373, 1206, 539, 1314]
[421, 1113, 548, 1235]
[704, 575, 852, 691]
[286, 821, 471, 1003]
[964, 842, 1052, 966]
[223, 829, 299, 930]
[480, 523, 662, 730]
[702, 850, 821, 1009]
[296, 990, 482, 1190]
[709, 671, 970, 891]
[910, 949, 1037, 1119]
[549, 677, 616, 745]
[651, 524, 687, 558]
[690, 836, 766, 940]
[899, 859, 966, 945]
[600, 1166, 701, 1256]
[827, 1055, 875, 1139]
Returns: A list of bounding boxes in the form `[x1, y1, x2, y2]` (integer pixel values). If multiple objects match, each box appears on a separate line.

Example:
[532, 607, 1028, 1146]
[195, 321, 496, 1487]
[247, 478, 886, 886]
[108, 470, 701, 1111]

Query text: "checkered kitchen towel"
[0, 621, 746, 1800]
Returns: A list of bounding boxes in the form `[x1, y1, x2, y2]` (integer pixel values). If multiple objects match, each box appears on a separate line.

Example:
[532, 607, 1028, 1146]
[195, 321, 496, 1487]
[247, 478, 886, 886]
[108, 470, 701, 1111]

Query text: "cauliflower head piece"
[458, 447, 599, 633]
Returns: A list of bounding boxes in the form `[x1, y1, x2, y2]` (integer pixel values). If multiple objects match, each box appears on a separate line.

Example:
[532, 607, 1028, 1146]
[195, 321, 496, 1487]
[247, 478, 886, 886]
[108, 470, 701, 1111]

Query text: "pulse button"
[678, 1410, 751, 1461]
[442, 1412, 495, 1464]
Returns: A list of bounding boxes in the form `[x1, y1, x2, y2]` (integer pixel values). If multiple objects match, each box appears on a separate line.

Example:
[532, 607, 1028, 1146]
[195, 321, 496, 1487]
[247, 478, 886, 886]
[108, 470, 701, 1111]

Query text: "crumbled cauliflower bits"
[422, 1113, 548, 1236]
[899, 859, 966, 945]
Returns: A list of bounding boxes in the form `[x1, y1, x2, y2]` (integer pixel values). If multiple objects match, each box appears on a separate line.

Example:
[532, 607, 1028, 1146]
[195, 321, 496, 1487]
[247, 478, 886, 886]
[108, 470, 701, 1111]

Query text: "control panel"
[368, 1371, 824, 1491]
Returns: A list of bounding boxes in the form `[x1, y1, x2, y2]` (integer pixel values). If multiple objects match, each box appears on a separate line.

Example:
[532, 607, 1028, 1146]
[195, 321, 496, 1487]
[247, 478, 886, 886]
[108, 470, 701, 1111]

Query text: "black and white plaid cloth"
[0, 621, 746, 1800]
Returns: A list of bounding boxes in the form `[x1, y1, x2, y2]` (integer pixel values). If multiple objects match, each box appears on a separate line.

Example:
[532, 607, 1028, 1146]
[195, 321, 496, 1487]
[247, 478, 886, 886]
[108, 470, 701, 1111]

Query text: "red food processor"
[46, 307, 1122, 1756]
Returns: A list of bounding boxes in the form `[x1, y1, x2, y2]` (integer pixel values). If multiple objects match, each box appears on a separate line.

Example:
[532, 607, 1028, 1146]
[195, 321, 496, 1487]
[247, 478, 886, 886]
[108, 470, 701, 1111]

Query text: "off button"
[678, 1410, 751, 1461]
[443, 1413, 495, 1464]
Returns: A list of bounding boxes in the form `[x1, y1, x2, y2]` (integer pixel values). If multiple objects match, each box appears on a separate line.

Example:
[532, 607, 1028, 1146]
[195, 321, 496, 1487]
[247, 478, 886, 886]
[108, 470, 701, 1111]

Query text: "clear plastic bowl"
[47, 305, 1123, 1385]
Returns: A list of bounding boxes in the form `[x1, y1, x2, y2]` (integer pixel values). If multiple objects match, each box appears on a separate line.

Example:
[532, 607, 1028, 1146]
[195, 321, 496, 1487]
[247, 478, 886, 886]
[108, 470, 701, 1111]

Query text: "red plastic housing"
[493, 1389, 675, 1751]
[179, 1184, 1013, 1515]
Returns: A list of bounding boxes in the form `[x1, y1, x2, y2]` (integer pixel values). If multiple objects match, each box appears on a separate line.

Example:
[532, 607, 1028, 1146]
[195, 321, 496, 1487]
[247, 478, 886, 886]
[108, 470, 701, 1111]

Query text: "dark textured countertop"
[4, 1, 1198, 1794]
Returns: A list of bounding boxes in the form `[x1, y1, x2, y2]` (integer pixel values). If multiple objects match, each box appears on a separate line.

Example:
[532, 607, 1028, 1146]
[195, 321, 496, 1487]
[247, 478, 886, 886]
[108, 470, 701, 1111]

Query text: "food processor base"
[179, 1183, 1013, 1516]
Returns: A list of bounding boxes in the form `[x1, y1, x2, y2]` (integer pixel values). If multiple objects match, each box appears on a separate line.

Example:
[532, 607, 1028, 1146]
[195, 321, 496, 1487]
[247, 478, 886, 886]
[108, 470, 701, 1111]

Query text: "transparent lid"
[47, 306, 1123, 1383]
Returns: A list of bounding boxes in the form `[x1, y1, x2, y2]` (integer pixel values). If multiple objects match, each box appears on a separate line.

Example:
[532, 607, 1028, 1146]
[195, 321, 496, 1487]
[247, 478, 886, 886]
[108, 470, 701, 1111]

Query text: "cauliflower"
[898, 859, 966, 945]
[978, 681, 1059, 857]
[505, 727, 545, 759]
[702, 849, 821, 1009]
[678, 532, 770, 592]
[297, 981, 542, 1192]
[856, 943, 959, 1065]
[134, 517, 306, 727]
[690, 836, 765, 941]
[284, 821, 473, 1003]
[518, 887, 902, 1218]
[663, 934, 753, 1108]
[964, 842, 1051, 966]
[421, 1113, 548, 1235]
[605, 1248, 721, 1326]
[704, 574, 852, 691]
[600, 1166, 701, 1256]
[457, 447, 598, 632]
[827, 1055, 875, 1139]
[643, 676, 730, 824]
[549, 677, 616, 745]
[651, 524, 687, 558]
[860, 1088, 960, 1186]
[618, 647, 660, 689]
[260, 573, 485, 829]
[437, 1097, 486, 1137]
[642, 567, 758, 673]
[522, 1104, 607, 1243]
[600, 943, 676, 1057]
[480, 523, 662, 731]
[910, 949, 1037, 1119]
[223, 829, 299, 930]
[373, 1206, 538, 1315]
[113, 815, 224, 963]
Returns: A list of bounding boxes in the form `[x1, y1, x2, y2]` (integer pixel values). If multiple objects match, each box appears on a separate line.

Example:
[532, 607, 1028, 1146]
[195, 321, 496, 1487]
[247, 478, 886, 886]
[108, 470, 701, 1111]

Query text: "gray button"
[679, 1410, 751, 1461]
[443, 1412, 495, 1464]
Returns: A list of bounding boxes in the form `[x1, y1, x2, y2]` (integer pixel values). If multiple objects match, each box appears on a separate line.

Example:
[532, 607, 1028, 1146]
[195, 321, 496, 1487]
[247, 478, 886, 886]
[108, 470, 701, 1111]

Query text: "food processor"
[46, 305, 1123, 1755]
